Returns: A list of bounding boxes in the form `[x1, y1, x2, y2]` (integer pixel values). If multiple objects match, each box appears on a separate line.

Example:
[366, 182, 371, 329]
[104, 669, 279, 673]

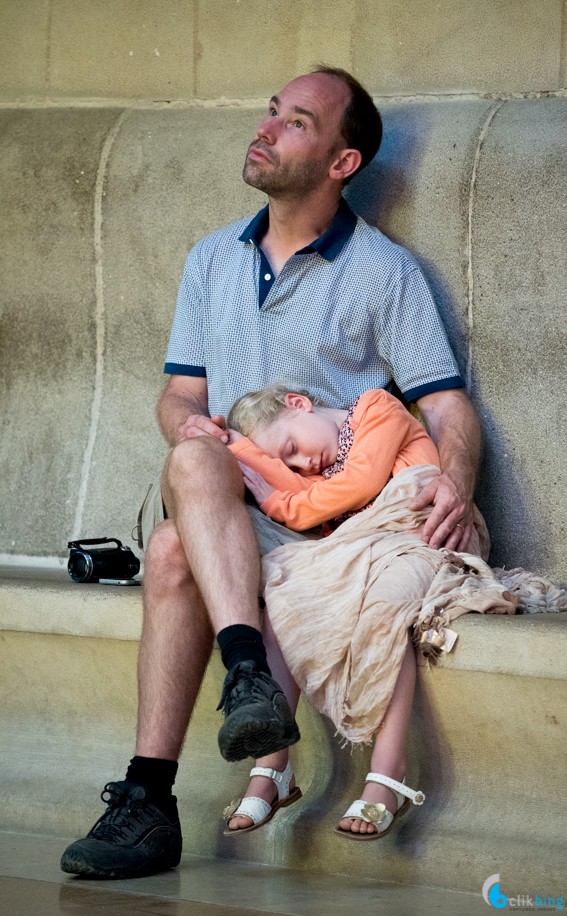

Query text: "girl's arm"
[228, 437, 319, 494]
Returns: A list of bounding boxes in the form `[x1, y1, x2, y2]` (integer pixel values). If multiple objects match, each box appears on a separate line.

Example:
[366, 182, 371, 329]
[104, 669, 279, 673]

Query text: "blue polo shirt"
[165, 199, 463, 418]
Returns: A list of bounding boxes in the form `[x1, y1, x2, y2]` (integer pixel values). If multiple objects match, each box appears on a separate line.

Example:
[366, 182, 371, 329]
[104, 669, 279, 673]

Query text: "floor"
[0, 832, 489, 916]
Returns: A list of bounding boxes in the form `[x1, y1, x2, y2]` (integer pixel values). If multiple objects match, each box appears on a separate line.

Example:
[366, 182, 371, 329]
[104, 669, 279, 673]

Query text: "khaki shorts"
[135, 473, 321, 557]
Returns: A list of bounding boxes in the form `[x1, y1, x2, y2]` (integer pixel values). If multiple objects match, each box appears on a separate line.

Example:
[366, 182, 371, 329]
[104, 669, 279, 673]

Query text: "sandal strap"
[249, 761, 293, 801]
[223, 795, 271, 825]
[365, 772, 425, 806]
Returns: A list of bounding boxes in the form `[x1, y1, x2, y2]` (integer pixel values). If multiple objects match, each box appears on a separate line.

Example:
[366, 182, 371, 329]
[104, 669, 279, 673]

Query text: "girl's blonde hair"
[227, 383, 324, 438]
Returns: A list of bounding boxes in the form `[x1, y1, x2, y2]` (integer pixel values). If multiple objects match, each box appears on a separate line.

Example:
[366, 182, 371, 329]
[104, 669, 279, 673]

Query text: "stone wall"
[1, 0, 565, 101]
[0, 2, 566, 583]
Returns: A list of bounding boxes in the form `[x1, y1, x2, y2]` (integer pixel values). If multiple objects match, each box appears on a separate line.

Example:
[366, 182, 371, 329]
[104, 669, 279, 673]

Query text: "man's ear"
[284, 393, 313, 412]
[329, 148, 362, 183]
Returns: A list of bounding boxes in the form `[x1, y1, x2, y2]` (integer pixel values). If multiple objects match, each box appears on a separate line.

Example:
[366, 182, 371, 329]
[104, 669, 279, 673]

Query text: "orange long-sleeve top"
[228, 389, 440, 532]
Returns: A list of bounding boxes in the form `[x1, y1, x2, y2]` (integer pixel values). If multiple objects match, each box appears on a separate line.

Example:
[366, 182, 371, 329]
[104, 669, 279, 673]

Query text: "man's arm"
[157, 374, 228, 446]
[412, 388, 481, 551]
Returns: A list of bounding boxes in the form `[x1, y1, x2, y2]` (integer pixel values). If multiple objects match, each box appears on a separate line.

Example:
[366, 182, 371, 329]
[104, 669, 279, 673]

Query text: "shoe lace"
[216, 664, 273, 715]
[89, 783, 157, 842]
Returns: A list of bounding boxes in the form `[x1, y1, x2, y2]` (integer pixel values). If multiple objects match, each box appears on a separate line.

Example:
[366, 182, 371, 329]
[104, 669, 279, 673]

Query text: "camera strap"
[68, 537, 123, 549]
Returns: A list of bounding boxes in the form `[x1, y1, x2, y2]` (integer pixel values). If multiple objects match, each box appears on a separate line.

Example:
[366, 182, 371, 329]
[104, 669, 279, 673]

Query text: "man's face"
[243, 73, 350, 198]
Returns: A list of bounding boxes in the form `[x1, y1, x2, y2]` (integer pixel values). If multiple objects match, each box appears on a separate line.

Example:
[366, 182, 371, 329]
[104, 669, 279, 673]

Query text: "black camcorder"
[67, 538, 140, 583]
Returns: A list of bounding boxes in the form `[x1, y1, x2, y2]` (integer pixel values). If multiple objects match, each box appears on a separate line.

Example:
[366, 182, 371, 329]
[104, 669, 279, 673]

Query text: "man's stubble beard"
[242, 150, 334, 199]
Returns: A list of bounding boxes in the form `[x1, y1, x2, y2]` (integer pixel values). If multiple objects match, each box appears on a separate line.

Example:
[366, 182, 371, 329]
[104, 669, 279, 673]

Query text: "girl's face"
[252, 395, 340, 476]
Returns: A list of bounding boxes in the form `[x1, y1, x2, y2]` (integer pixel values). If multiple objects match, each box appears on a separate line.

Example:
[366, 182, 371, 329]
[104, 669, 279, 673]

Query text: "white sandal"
[222, 761, 302, 836]
[335, 772, 425, 841]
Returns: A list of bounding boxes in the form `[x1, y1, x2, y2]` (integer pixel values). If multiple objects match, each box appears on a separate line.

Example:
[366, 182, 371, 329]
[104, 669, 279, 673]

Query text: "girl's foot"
[337, 766, 406, 837]
[226, 751, 295, 832]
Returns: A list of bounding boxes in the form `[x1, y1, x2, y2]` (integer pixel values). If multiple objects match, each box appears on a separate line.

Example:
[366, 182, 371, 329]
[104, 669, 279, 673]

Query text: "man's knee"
[166, 437, 243, 496]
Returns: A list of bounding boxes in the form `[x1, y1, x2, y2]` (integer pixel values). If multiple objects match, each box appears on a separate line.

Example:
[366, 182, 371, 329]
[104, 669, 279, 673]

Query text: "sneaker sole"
[60, 828, 182, 880]
[219, 717, 300, 762]
[60, 850, 181, 880]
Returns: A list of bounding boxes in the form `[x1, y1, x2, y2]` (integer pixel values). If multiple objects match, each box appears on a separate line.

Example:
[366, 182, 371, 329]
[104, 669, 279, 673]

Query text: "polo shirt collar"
[238, 197, 357, 262]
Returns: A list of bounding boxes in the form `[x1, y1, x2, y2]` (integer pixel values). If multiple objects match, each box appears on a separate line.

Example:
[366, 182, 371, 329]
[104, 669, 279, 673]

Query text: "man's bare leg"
[59, 518, 203, 878]
[135, 519, 213, 760]
[162, 436, 299, 762]
[132, 436, 261, 761]
[163, 437, 261, 631]
[338, 639, 416, 835]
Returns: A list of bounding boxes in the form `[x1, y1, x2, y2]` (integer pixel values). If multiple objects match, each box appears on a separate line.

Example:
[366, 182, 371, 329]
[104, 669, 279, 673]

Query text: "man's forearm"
[411, 389, 481, 549]
[419, 389, 481, 499]
[157, 384, 208, 446]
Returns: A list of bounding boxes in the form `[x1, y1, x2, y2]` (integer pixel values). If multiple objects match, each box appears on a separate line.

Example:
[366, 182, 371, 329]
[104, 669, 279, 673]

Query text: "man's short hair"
[312, 65, 382, 183]
[227, 383, 324, 438]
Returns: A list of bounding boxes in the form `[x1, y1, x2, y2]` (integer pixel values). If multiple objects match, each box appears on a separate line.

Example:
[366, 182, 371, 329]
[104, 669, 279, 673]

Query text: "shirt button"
[264, 273, 271, 281]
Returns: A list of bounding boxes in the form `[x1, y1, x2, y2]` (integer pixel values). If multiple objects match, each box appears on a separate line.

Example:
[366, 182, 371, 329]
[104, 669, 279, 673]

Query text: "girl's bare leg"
[227, 613, 300, 829]
[339, 639, 416, 836]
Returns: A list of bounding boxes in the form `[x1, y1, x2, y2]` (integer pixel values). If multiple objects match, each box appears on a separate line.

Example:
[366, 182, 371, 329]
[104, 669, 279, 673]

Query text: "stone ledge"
[431, 611, 567, 680]
[1, 567, 566, 677]
[0, 567, 143, 641]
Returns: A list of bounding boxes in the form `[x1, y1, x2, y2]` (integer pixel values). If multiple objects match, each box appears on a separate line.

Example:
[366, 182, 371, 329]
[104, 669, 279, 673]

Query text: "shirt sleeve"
[377, 265, 463, 401]
[260, 391, 417, 530]
[164, 242, 207, 377]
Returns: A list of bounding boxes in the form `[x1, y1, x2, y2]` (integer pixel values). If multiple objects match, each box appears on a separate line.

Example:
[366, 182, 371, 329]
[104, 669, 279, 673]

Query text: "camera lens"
[68, 551, 93, 582]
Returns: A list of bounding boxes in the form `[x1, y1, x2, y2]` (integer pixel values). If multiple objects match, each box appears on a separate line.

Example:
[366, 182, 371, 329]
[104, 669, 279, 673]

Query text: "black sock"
[217, 624, 271, 676]
[125, 756, 178, 809]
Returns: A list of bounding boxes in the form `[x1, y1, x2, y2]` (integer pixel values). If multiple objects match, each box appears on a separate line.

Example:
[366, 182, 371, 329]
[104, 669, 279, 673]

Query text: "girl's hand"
[226, 428, 244, 445]
[239, 464, 275, 504]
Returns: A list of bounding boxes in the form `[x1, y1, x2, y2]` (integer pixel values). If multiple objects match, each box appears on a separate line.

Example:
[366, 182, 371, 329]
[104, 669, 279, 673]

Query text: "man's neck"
[260, 190, 342, 275]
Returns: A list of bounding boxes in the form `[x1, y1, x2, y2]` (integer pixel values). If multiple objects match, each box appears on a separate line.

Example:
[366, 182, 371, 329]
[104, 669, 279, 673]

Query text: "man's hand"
[176, 413, 228, 444]
[239, 464, 275, 505]
[415, 389, 481, 552]
[409, 472, 474, 551]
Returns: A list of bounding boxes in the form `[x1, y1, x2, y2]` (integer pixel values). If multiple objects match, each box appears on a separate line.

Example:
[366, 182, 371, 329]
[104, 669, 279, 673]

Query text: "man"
[61, 66, 480, 878]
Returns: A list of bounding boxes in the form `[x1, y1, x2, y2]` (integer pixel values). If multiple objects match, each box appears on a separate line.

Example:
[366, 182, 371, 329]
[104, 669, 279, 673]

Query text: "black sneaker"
[60, 781, 182, 879]
[217, 660, 300, 762]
